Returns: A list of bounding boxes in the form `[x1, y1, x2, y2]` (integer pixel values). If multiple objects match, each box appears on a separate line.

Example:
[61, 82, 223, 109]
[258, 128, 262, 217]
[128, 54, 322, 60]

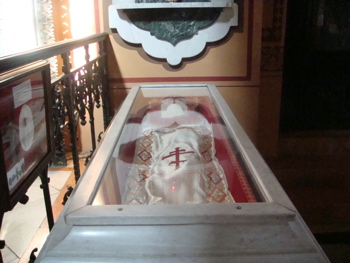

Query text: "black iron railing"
[0, 32, 112, 182]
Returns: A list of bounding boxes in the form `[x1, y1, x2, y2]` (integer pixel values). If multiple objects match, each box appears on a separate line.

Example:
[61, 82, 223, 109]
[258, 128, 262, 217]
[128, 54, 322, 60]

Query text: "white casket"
[37, 84, 329, 262]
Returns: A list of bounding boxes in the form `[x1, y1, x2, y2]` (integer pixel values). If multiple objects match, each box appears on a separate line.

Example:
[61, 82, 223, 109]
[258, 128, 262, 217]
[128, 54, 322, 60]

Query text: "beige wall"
[101, 0, 263, 144]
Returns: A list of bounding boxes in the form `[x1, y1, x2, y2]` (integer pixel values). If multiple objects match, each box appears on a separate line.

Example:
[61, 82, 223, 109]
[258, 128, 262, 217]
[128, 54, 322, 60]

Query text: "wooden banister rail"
[0, 32, 109, 73]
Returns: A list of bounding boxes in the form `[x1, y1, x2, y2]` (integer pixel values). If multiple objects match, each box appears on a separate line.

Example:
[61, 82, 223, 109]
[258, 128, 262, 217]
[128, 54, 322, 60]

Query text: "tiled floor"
[1, 164, 75, 263]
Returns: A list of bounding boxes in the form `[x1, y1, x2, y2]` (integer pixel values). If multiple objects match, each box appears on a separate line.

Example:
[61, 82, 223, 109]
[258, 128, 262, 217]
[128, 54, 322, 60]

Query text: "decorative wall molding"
[262, 0, 284, 43]
[109, 0, 238, 66]
[35, 0, 58, 76]
[35, 0, 55, 46]
[261, 46, 284, 71]
[261, 0, 285, 73]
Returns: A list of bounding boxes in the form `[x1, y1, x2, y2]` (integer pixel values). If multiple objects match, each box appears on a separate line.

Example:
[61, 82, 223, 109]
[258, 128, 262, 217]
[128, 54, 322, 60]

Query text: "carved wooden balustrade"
[0, 32, 112, 183]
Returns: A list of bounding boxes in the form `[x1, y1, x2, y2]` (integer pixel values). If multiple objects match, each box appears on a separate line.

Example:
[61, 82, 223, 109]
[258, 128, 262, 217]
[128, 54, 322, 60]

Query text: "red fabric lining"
[196, 98, 257, 202]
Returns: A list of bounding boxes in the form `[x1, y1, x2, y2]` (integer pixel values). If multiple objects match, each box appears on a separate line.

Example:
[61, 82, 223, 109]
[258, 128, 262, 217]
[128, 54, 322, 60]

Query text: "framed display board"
[0, 62, 54, 212]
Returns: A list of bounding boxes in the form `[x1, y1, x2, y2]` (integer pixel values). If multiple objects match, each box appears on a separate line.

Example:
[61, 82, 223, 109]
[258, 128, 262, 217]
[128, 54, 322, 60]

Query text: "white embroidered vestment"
[123, 124, 234, 205]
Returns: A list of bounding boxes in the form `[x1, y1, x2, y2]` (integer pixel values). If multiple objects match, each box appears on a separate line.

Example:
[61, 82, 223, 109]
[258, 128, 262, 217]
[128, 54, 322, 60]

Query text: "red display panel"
[0, 63, 54, 211]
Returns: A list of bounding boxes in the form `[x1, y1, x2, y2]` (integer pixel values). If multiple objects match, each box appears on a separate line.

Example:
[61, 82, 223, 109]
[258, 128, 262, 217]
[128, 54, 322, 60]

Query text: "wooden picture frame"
[0, 62, 54, 212]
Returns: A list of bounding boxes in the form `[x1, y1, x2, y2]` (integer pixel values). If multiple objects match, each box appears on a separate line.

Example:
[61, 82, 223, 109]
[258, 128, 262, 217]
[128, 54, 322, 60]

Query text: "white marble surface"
[112, 0, 234, 9]
[1, 170, 71, 262]
[109, 1, 238, 65]
[36, 85, 330, 263]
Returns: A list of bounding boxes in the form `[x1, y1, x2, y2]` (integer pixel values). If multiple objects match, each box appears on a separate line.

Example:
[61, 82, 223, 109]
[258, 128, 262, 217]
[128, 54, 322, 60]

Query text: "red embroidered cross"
[162, 147, 195, 170]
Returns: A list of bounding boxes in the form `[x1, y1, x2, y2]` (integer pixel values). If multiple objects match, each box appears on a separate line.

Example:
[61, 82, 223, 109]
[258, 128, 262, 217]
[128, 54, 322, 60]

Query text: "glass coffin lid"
[93, 85, 260, 205]
[36, 84, 329, 263]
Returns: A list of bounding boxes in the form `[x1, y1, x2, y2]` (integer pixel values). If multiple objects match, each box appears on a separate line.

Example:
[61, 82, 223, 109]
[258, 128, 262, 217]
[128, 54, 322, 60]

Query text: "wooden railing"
[0, 32, 112, 182]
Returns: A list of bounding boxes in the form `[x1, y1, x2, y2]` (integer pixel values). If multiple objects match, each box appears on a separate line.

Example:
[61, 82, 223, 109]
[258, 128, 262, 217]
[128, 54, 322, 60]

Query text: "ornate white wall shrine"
[109, 0, 238, 66]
